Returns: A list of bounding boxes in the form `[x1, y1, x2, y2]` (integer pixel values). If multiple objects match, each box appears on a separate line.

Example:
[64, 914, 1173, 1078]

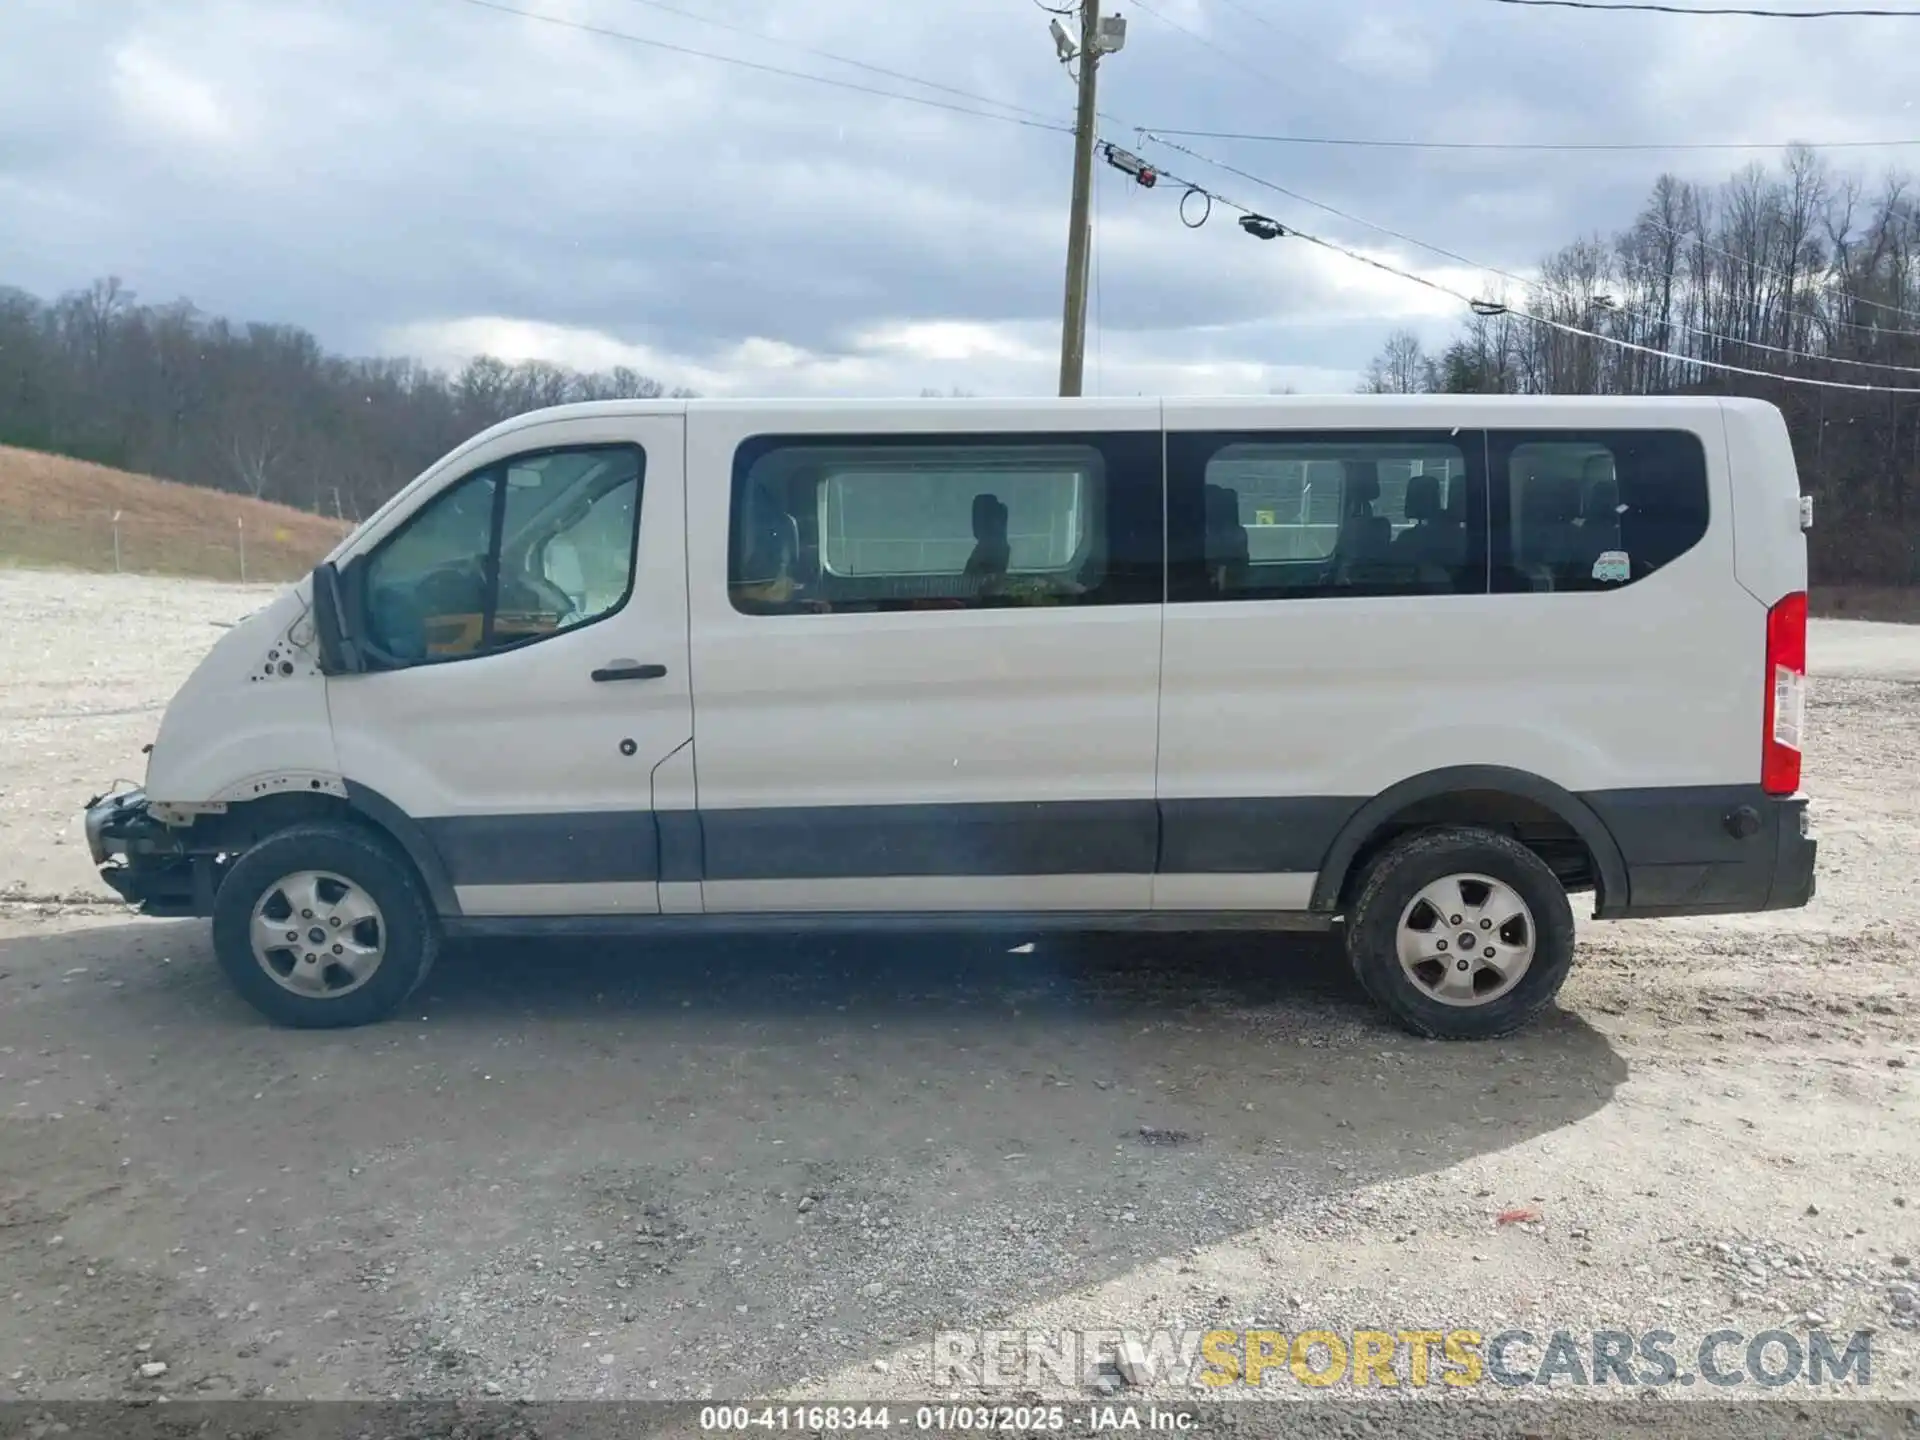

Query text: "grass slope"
[0, 445, 347, 583]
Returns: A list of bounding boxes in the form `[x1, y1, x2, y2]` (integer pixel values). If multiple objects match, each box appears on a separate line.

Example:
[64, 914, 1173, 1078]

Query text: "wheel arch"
[1308, 765, 1628, 916]
[340, 781, 461, 917]
[189, 782, 460, 918]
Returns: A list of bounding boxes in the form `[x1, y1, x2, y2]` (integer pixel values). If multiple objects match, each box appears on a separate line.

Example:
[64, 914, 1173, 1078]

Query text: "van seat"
[1392, 474, 1443, 557]
[1519, 475, 1583, 587]
[964, 494, 1011, 589]
[1203, 482, 1251, 593]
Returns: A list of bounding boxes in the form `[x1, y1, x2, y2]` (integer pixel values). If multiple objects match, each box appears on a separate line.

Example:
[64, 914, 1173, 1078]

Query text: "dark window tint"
[358, 444, 643, 666]
[729, 433, 1162, 614]
[1490, 430, 1708, 593]
[1168, 431, 1488, 602]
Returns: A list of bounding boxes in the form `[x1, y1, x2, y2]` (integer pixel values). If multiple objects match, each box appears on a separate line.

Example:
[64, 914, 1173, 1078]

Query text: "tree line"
[0, 277, 687, 522]
[1360, 148, 1920, 586]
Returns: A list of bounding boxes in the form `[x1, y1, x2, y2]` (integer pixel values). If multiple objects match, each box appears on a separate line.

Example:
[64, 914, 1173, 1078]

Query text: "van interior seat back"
[1336, 463, 1419, 588]
[1203, 481, 1251, 592]
[1400, 473, 1471, 575]
[964, 493, 1011, 590]
[1580, 455, 1623, 563]
[1519, 474, 1584, 587]
[1339, 464, 1393, 559]
[1393, 474, 1442, 555]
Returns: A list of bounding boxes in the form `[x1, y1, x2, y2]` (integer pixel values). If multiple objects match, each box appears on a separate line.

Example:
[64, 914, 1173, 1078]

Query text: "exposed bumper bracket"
[84, 788, 207, 918]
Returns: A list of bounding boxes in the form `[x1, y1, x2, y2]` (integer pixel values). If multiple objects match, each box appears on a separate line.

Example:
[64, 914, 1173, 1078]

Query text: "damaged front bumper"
[83, 788, 214, 917]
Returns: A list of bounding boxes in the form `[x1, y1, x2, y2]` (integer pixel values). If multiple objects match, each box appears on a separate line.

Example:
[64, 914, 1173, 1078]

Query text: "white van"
[83, 395, 1816, 1039]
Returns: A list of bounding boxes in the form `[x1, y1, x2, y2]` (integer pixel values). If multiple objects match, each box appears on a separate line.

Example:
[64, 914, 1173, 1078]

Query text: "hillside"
[0, 444, 348, 583]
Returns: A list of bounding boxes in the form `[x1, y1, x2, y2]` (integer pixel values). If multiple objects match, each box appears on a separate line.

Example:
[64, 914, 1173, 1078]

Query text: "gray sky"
[1, 0, 1914, 395]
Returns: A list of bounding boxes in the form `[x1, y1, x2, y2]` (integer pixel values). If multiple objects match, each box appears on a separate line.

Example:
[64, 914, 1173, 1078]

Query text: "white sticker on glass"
[1592, 550, 1631, 584]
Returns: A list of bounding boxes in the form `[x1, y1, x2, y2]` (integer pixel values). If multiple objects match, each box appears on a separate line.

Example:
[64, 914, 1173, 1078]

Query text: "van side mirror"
[310, 561, 362, 675]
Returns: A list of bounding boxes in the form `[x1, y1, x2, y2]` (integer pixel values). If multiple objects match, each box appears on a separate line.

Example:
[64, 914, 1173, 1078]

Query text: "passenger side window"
[1168, 432, 1488, 602]
[729, 434, 1162, 613]
[358, 444, 644, 665]
[1491, 431, 1707, 593]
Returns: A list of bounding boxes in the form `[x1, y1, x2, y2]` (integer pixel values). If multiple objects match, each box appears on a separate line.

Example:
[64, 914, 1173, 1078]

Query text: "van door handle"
[591, 661, 668, 682]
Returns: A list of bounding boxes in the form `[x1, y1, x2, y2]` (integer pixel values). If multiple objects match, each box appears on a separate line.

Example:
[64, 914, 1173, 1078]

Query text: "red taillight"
[1762, 590, 1807, 795]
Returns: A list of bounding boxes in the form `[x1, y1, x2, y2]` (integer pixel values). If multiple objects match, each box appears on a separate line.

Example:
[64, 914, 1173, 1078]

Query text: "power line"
[1484, 0, 1920, 14]
[1152, 128, 1920, 359]
[604, 0, 1066, 127]
[1134, 127, 1920, 152]
[1153, 132, 1920, 363]
[1111, 143, 1920, 393]
[1143, 132, 1542, 278]
[441, 0, 1074, 133]
[1140, 130, 1920, 355]
[1148, 131, 1920, 342]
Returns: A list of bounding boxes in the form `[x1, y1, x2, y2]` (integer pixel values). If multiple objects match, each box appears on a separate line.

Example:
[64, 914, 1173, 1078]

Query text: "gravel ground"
[0, 568, 1915, 1414]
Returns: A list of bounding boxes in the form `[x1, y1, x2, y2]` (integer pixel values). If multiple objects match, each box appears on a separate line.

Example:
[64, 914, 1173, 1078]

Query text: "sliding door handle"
[592, 661, 668, 682]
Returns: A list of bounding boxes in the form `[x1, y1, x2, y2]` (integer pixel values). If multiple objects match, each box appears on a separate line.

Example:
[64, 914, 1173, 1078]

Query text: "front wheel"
[1345, 827, 1575, 1041]
[211, 822, 439, 1028]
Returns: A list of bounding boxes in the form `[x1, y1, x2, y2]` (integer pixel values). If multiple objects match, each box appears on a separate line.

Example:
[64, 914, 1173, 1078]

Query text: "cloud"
[3, 0, 1915, 403]
[110, 41, 229, 146]
[856, 321, 1050, 365]
[386, 311, 1359, 398]
[385, 316, 709, 383]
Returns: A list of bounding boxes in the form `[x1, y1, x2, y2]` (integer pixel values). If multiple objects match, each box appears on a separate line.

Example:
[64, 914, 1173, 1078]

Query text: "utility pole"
[1054, 2, 1122, 398]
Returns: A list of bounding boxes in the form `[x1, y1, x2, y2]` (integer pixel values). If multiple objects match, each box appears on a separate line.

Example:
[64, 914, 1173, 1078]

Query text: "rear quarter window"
[1490, 429, 1709, 594]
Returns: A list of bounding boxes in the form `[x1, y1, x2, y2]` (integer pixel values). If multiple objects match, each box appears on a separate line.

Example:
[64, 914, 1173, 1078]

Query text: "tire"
[1344, 826, 1575, 1041]
[211, 821, 440, 1029]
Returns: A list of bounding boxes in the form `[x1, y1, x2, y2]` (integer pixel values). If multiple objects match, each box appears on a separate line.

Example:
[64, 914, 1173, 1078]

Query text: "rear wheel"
[1345, 827, 1575, 1040]
[212, 822, 438, 1028]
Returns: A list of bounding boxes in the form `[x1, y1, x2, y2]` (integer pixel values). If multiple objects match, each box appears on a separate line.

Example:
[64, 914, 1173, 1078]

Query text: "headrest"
[1584, 477, 1620, 522]
[1522, 475, 1580, 526]
[1582, 452, 1616, 487]
[1343, 461, 1380, 509]
[1404, 474, 1442, 521]
[971, 493, 1008, 540]
[1203, 483, 1241, 529]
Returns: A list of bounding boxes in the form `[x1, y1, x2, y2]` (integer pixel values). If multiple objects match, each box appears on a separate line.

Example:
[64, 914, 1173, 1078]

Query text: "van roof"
[474, 392, 1768, 431]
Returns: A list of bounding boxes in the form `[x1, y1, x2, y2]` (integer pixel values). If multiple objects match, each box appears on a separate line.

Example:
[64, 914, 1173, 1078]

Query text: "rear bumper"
[1587, 787, 1817, 919]
[83, 788, 211, 918]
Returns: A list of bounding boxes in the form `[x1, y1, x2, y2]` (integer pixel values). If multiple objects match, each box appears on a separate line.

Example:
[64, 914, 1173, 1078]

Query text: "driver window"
[359, 444, 645, 667]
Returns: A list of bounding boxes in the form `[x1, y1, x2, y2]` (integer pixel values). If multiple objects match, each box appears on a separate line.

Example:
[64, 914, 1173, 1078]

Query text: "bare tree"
[1360, 329, 1433, 394]
[225, 423, 284, 498]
